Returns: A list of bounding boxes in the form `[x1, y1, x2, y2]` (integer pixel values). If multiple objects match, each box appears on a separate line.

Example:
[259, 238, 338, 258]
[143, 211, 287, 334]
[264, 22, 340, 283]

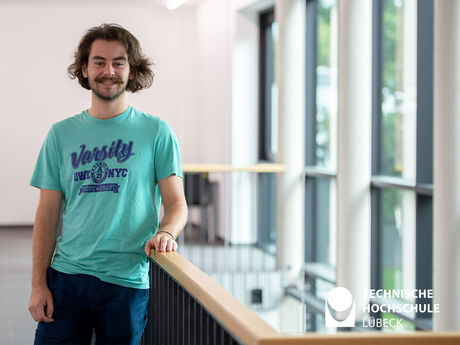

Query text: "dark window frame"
[259, 8, 276, 162]
[257, 8, 277, 255]
[305, 0, 337, 265]
[371, 0, 434, 330]
[303, 1, 338, 331]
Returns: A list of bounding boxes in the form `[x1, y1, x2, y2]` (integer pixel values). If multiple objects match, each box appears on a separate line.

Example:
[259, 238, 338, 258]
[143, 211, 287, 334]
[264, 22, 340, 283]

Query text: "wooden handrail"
[182, 163, 286, 173]
[151, 251, 460, 345]
[259, 333, 460, 345]
[150, 251, 278, 345]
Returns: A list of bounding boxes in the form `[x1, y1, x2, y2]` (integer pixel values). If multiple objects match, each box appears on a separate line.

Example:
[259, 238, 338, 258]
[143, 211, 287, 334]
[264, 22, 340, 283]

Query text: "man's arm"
[28, 189, 62, 323]
[144, 175, 188, 255]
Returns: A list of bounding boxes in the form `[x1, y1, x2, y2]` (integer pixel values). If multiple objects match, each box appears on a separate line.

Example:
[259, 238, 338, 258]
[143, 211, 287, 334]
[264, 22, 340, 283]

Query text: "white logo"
[325, 287, 355, 327]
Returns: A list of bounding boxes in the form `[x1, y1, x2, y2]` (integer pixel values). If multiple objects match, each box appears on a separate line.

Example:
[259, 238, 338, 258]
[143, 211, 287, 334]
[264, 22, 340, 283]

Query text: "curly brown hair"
[67, 23, 154, 93]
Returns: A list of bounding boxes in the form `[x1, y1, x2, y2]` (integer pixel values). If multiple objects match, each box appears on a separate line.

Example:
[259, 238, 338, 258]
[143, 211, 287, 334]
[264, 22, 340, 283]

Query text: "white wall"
[0, 0, 266, 248]
[0, 1, 203, 224]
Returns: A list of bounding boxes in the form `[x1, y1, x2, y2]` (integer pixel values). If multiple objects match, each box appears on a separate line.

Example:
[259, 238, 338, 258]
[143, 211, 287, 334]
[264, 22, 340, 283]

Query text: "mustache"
[94, 76, 124, 84]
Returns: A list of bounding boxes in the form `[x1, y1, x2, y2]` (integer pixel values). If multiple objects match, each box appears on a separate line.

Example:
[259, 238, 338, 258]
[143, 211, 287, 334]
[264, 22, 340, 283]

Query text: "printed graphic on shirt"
[70, 139, 135, 195]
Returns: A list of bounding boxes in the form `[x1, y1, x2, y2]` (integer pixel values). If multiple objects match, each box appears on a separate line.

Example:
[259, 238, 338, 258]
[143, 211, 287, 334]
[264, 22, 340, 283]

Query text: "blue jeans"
[34, 267, 149, 345]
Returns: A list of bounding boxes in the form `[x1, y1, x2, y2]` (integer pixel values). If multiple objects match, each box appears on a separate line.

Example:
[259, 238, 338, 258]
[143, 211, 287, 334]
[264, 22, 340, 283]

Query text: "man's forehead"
[88, 39, 128, 58]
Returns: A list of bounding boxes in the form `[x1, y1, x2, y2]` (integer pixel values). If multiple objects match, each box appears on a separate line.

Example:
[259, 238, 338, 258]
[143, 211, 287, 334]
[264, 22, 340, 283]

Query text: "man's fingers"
[144, 241, 152, 257]
[34, 304, 45, 322]
[41, 315, 54, 323]
[45, 295, 54, 320]
[160, 237, 168, 252]
[31, 303, 53, 323]
[29, 287, 55, 323]
[145, 234, 179, 254]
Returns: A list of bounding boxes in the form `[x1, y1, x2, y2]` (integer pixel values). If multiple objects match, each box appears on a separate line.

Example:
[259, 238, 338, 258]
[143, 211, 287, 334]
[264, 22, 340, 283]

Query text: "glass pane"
[259, 12, 277, 161]
[380, 0, 417, 179]
[380, 188, 416, 303]
[302, 272, 335, 332]
[271, 22, 278, 157]
[382, 313, 416, 332]
[316, 0, 338, 168]
[257, 173, 276, 254]
[314, 177, 336, 268]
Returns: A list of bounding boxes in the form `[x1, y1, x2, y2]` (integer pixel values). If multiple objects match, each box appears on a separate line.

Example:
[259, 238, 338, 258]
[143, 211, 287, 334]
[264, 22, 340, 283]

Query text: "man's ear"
[129, 69, 134, 80]
[82, 63, 88, 78]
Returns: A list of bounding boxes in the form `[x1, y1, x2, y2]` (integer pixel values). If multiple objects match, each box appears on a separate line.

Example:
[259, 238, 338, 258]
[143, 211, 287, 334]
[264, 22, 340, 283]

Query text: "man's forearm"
[31, 210, 59, 288]
[158, 201, 188, 239]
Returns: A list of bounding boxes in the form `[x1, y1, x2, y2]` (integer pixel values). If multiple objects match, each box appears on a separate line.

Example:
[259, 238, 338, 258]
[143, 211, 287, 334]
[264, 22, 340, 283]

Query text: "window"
[305, 0, 338, 269]
[259, 9, 278, 162]
[303, 0, 338, 332]
[258, 8, 277, 254]
[371, 0, 433, 331]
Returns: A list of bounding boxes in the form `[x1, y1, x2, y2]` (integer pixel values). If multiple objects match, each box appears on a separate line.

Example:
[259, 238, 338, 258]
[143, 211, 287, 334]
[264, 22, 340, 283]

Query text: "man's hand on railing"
[144, 230, 178, 256]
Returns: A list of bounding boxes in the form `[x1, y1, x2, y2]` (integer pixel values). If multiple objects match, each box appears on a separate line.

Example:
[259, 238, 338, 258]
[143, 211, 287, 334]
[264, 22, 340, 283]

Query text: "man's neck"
[87, 93, 129, 120]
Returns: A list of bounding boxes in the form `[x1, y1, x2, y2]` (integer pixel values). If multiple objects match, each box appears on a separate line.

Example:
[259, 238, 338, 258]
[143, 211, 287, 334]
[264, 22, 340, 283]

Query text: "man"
[28, 23, 188, 345]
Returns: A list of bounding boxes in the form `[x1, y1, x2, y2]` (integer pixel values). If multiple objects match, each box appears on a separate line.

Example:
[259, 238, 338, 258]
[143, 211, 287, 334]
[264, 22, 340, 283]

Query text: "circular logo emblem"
[91, 162, 108, 184]
[326, 287, 354, 322]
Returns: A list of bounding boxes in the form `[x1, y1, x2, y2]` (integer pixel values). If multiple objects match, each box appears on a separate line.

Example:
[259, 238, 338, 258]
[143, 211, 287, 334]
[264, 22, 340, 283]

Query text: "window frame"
[259, 8, 276, 162]
[370, 0, 434, 330]
[305, 0, 337, 266]
[303, 0, 338, 331]
[257, 8, 277, 254]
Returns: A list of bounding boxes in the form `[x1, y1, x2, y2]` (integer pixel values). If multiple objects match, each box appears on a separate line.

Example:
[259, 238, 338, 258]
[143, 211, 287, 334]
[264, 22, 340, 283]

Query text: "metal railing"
[141, 258, 243, 345]
[140, 251, 460, 345]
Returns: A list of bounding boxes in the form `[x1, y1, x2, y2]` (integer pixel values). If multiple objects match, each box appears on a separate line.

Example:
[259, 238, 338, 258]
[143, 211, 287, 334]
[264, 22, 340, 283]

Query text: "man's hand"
[144, 231, 178, 257]
[29, 285, 54, 323]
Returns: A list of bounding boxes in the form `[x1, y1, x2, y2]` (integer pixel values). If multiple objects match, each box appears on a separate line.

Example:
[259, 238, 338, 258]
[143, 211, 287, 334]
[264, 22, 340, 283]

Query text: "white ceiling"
[0, 0, 209, 7]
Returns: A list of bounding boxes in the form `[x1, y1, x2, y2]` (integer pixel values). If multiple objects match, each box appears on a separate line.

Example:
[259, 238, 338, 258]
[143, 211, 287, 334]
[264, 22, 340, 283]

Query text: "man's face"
[82, 39, 133, 102]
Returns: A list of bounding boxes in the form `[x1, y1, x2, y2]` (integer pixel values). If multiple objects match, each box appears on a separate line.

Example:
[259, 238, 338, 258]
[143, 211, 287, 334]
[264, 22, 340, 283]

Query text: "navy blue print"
[71, 139, 134, 169]
[71, 140, 134, 196]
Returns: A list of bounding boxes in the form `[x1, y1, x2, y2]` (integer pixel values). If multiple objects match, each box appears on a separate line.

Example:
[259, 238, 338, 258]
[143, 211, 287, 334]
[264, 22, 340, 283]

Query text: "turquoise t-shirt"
[30, 106, 182, 289]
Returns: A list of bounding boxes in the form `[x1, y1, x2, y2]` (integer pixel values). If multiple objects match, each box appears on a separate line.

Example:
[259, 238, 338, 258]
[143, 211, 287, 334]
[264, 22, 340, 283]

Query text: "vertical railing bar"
[196, 298, 200, 345]
[188, 292, 191, 345]
[174, 281, 178, 345]
[154, 265, 158, 345]
[175, 283, 178, 345]
[213, 316, 217, 345]
[199, 302, 203, 345]
[154, 263, 158, 345]
[159, 265, 163, 344]
[182, 285, 185, 345]
[161, 271, 170, 344]
[158, 267, 161, 345]
[161, 269, 165, 345]
[206, 310, 210, 345]
[171, 276, 174, 345]
[192, 298, 195, 345]
[164, 270, 168, 345]
[164, 271, 168, 345]
[178, 285, 182, 345]
[168, 273, 171, 345]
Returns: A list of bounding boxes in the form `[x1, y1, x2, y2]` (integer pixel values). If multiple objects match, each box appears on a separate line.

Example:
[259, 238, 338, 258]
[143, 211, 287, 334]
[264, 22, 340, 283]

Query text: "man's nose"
[103, 64, 115, 76]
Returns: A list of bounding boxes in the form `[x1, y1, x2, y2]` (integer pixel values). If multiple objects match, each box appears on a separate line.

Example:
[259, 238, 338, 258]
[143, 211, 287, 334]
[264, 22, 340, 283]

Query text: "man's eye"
[115, 63, 124, 67]
[95, 62, 104, 66]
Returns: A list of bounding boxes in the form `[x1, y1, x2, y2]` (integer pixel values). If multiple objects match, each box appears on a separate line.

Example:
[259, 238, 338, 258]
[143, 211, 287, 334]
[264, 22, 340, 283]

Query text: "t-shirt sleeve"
[154, 120, 183, 182]
[30, 126, 62, 191]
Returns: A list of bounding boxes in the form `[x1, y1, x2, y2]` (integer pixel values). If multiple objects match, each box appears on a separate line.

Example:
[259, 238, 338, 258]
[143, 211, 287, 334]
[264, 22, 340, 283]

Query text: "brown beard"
[89, 76, 128, 101]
